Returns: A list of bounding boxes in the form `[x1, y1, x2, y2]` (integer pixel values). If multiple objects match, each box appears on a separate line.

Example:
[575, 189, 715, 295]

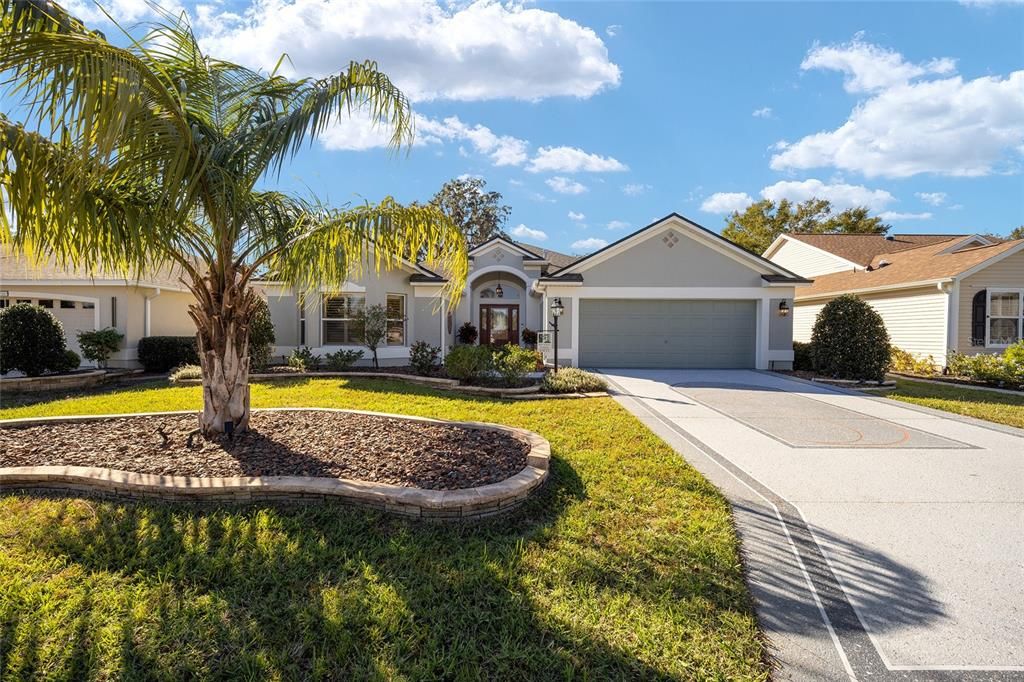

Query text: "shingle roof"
[0, 245, 191, 291]
[797, 238, 1024, 299]
[512, 241, 580, 270]
[786, 233, 966, 266]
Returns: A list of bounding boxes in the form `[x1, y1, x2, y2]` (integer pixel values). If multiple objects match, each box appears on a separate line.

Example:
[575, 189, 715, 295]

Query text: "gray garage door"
[579, 299, 756, 368]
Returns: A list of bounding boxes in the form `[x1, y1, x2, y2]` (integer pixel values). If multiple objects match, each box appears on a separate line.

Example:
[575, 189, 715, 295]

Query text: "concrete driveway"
[599, 369, 1024, 682]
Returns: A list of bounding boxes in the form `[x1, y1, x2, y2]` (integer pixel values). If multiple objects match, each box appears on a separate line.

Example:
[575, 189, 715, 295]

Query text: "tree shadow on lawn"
[0, 450, 765, 681]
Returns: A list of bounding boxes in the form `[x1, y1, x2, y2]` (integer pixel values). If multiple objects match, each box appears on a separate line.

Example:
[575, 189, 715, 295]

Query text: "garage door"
[51, 301, 96, 360]
[578, 299, 756, 368]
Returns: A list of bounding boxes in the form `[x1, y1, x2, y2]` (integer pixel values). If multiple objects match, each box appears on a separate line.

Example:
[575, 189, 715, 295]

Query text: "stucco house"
[763, 232, 1024, 363]
[0, 246, 195, 367]
[2, 213, 809, 370]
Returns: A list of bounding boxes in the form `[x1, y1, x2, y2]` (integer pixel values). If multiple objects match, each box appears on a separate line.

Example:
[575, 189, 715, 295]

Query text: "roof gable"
[468, 236, 543, 260]
[551, 213, 805, 280]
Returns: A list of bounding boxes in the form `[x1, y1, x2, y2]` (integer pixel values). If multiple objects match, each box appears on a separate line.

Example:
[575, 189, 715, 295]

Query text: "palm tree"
[0, 1, 468, 436]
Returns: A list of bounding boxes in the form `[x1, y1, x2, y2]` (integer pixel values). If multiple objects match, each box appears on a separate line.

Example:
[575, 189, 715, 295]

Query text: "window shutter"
[971, 289, 987, 346]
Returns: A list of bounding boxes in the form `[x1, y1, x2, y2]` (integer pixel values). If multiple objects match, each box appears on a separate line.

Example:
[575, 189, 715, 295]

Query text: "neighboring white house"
[2, 212, 810, 371]
[0, 246, 195, 367]
[763, 233, 1024, 363]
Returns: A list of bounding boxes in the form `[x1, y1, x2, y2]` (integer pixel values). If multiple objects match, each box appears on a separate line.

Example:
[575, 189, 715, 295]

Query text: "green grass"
[0, 378, 767, 680]
[878, 378, 1024, 429]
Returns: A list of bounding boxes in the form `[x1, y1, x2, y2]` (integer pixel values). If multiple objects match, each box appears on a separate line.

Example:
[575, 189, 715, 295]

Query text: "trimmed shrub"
[169, 364, 203, 383]
[324, 349, 363, 371]
[493, 344, 540, 387]
[0, 303, 68, 376]
[443, 344, 492, 382]
[77, 327, 123, 367]
[57, 349, 81, 372]
[138, 336, 199, 372]
[265, 365, 304, 374]
[542, 367, 608, 394]
[521, 328, 538, 347]
[810, 294, 891, 381]
[288, 346, 320, 371]
[946, 347, 1022, 388]
[889, 347, 939, 375]
[792, 341, 813, 371]
[409, 341, 441, 376]
[249, 297, 276, 371]
[456, 322, 478, 345]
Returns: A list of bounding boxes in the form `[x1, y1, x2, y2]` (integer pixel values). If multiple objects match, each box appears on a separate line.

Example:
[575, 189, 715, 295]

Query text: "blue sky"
[35, 1, 1024, 253]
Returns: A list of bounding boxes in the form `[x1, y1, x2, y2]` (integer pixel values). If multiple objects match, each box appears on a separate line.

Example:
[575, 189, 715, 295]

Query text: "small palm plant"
[0, 2, 467, 435]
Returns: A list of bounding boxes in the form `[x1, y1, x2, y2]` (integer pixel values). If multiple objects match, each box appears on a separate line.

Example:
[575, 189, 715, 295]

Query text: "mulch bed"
[0, 411, 530, 490]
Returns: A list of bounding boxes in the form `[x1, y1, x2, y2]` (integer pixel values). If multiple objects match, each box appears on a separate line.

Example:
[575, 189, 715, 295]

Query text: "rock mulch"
[0, 411, 529, 490]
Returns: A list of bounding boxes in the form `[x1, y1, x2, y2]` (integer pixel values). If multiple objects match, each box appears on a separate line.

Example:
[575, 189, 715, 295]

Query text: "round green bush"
[810, 294, 891, 381]
[58, 349, 81, 372]
[443, 344, 492, 382]
[0, 303, 68, 376]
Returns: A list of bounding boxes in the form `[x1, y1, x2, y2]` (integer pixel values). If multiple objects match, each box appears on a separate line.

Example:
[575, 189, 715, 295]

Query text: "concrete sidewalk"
[600, 369, 1024, 682]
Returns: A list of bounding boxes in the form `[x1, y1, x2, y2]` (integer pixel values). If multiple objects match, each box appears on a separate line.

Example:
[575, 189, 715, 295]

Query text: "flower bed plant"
[541, 367, 608, 394]
[945, 343, 1024, 389]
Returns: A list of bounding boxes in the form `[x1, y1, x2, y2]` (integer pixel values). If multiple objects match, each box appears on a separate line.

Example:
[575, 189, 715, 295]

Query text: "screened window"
[60, 300, 76, 309]
[386, 294, 406, 346]
[38, 299, 54, 308]
[987, 289, 1022, 347]
[81, 301, 95, 309]
[322, 294, 365, 345]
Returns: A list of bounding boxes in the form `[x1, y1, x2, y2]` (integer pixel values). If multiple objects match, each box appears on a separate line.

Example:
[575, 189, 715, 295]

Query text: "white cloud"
[527, 146, 628, 173]
[606, 24, 621, 37]
[508, 179, 524, 186]
[417, 116, 528, 166]
[752, 107, 773, 118]
[571, 237, 608, 252]
[568, 211, 586, 221]
[916, 192, 948, 206]
[606, 220, 631, 230]
[801, 35, 956, 94]
[772, 38, 1024, 178]
[959, 0, 1024, 7]
[879, 211, 933, 221]
[199, 0, 620, 102]
[621, 183, 651, 196]
[760, 179, 894, 211]
[510, 224, 548, 242]
[700, 192, 754, 214]
[546, 176, 588, 195]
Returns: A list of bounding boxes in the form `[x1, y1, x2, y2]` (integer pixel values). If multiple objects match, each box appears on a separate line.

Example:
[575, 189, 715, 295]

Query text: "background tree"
[722, 198, 890, 254]
[356, 304, 388, 369]
[430, 177, 511, 247]
[0, 2, 467, 435]
[1009, 225, 1024, 241]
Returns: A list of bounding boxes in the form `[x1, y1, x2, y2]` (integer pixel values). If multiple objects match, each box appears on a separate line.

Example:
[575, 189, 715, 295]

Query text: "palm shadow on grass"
[1, 450, 756, 681]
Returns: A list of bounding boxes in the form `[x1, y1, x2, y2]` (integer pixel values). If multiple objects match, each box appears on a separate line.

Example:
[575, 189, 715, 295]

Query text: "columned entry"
[480, 304, 519, 346]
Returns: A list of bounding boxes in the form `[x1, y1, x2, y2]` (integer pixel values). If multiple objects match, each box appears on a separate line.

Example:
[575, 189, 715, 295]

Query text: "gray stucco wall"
[413, 297, 442, 347]
[552, 297, 573, 350]
[769, 298, 794, 351]
[579, 230, 764, 288]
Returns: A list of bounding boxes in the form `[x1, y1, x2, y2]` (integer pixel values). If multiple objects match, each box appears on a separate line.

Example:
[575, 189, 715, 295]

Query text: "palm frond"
[263, 198, 467, 304]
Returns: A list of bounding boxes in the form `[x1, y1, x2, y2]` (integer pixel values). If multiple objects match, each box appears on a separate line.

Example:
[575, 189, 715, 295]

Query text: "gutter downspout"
[143, 288, 162, 337]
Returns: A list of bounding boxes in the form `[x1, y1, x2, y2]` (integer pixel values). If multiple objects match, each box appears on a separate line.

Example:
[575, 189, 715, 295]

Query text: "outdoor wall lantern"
[778, 300, 790, 317]
[550, 298, 564, 372]
[495, 278, 504, 298]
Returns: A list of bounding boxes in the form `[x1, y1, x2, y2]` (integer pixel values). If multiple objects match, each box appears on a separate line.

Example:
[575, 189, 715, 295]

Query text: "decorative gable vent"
[494, 248, 505, 262]
[662, 232, 679, 248]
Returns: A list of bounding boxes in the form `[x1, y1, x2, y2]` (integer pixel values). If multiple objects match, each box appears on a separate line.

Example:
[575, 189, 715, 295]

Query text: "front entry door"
[480, 305, 519, 346]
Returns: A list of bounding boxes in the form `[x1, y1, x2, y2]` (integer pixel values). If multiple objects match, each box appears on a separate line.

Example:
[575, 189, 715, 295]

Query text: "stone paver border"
[0, 408, 550, 521]
[0, 369, 108, 393]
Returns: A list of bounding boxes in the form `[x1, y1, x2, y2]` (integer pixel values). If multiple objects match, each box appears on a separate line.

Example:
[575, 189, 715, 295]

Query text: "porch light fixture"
[549, 298, 564, 372]
[778, 300, 790, 317]
[495, 280, 504, 298]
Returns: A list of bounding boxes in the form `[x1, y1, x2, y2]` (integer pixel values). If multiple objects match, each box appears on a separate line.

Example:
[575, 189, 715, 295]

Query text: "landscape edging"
[173, 371, 608, 399]
[0, 408, 550, 521]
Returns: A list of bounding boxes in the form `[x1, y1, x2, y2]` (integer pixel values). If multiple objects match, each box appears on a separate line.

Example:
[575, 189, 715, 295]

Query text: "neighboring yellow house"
[0, 246, 195, 367]
[763, 233, 1024, 364]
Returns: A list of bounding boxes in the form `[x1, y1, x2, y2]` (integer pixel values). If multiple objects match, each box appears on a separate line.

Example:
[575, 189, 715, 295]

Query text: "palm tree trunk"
[189, 272, 255, 437]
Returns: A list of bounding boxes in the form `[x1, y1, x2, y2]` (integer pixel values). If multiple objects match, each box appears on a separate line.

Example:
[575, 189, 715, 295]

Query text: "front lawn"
[0, 378, 767, 680]
[877, 378, 1024, 429]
